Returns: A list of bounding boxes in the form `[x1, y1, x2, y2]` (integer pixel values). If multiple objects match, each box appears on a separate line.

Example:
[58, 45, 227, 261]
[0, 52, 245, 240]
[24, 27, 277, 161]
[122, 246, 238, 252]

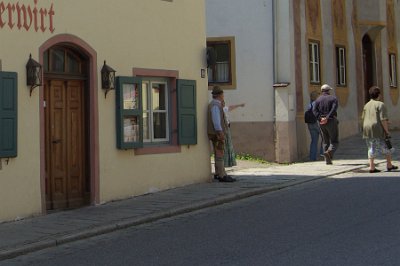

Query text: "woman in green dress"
[222, 101, 245, 167]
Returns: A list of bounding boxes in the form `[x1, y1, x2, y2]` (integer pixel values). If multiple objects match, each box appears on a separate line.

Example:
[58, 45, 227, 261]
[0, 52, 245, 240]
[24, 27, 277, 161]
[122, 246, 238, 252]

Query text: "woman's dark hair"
[369, 86, 380, 99]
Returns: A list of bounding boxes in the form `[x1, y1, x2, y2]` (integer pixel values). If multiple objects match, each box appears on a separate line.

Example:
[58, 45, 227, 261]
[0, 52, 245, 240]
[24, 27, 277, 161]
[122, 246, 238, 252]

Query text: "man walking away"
[313, 84, 339, 165]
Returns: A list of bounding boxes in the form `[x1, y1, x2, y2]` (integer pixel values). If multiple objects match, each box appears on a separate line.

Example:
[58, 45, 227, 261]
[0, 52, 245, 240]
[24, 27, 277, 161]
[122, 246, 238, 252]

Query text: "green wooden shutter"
[0, 72, 18, 157]
[116, 76, 143, 149]
[177, 79, 197, 145]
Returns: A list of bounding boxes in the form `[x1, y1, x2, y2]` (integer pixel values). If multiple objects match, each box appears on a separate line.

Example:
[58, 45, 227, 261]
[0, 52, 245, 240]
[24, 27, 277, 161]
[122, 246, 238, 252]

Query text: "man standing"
[313, 84, 339, 164]
[207, 86, 236, 182]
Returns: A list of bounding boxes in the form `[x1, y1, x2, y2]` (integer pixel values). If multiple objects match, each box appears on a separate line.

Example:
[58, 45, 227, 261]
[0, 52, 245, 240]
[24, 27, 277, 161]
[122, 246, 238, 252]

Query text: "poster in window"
[123, 84, 138, 109]
[124, 116, 139, 142]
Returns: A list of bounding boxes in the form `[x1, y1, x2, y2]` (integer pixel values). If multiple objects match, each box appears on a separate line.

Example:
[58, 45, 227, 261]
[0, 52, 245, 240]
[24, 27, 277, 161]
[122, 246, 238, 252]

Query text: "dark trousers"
[320, 117, 339, 157]
[308, 122, 323, 161]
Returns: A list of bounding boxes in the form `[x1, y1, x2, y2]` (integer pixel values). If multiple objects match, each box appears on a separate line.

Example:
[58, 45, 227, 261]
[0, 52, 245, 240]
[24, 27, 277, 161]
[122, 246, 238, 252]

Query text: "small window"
[336, 46, 346, 86]
[309, 41, 321, 84]
[50, 48, 65, 73]
[142, 79, 169, 143]
[389, 53, 397, 87]
[43, 47, 85, 76]
[67, 52, 81, 74]
[207, 37, 236, 89]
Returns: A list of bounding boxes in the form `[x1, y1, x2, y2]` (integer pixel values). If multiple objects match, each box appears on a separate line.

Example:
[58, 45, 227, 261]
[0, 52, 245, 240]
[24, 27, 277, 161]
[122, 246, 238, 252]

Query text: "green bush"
[236, 153, 271, 164]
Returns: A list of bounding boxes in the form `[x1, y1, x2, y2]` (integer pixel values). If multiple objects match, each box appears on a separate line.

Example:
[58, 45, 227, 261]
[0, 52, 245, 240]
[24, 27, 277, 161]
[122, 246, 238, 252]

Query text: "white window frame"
[389, 53, 397, 87]
[336, 46, 346, 86]
[309, 41, 321, 84]
[142, 78, 169, 143]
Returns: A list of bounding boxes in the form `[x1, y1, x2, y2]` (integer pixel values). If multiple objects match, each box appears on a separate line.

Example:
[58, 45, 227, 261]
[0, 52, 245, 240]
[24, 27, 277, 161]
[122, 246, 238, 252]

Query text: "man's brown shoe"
[324, 151, 332, 165]
[219, 175, 236, 182]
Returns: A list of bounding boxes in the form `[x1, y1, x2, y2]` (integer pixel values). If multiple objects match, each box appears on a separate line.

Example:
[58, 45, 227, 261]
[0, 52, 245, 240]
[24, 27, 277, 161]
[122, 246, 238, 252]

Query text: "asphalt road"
[3, 170, 400, 266]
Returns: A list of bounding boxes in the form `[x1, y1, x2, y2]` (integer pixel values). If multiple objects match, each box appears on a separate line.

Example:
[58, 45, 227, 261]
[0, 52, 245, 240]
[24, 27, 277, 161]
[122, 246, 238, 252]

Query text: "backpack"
[304, 105, 317, 124]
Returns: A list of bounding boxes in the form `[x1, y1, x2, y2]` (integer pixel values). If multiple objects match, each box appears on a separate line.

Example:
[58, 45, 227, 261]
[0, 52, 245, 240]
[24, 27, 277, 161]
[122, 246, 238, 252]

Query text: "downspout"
[271, 0, 291, 162]
[272, 0, 277, 162]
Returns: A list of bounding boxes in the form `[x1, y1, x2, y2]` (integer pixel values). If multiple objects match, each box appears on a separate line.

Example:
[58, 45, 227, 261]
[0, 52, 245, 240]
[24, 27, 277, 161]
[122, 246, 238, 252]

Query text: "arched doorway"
[362, 35, 374, 103]
[43, 45, 90, 210]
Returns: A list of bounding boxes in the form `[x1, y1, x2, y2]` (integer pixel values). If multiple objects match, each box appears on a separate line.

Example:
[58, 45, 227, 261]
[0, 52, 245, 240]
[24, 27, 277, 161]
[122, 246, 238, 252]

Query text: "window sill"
[134, 144, 181, 155]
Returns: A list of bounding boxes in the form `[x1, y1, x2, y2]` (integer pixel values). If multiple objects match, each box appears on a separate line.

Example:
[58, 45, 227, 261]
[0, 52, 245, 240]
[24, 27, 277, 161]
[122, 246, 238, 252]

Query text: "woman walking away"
[362, 86, 397, 173]
[305, 91, 323, 161]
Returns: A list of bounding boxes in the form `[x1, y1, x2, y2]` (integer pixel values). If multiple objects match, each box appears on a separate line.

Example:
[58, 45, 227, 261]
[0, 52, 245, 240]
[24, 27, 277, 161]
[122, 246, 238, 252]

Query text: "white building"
[206, 0, 400, 162]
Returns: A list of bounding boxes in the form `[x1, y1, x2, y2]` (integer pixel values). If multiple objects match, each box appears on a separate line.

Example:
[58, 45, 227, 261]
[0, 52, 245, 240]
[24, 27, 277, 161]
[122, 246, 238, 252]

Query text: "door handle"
[52, 139, 61, 144]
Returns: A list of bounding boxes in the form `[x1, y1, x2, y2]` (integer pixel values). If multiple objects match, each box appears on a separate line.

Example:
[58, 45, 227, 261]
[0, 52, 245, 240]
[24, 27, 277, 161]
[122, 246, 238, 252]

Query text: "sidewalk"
[1, 132, 399, 261]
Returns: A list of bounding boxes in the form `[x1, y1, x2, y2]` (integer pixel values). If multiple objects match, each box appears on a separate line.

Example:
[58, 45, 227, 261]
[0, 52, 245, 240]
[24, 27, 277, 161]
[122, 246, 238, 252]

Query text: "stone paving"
[0, 132, 399, 261]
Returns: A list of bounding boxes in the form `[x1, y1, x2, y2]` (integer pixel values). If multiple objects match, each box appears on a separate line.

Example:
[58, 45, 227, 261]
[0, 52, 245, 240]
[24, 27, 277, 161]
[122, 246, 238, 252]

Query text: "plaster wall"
[0, 0, 209, 222]
[356, 0, 383, 22]
[206, 0, 275, 123]
[299, 0, 361, 160]
[205, 0, 278, 160]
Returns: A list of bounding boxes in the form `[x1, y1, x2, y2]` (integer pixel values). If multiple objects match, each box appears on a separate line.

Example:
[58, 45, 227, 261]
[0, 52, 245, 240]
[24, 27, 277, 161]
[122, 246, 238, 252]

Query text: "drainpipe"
[271, 0, 291, 163]
[272, 0, 277, 162]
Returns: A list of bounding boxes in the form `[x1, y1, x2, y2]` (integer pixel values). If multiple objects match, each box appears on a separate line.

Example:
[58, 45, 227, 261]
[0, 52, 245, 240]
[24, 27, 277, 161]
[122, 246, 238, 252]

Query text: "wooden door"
[45, 79, 86, 210]
[362, 35, 374, 103]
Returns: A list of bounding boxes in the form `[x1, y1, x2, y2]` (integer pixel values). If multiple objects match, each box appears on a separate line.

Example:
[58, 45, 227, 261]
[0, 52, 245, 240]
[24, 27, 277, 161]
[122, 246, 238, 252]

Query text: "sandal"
[369, 168, 381, 173]
[387, 165, 398, 171]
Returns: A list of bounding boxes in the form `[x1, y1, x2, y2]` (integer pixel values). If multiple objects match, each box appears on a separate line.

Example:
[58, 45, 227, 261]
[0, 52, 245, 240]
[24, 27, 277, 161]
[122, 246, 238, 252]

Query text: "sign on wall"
[0, 0, 55, 33]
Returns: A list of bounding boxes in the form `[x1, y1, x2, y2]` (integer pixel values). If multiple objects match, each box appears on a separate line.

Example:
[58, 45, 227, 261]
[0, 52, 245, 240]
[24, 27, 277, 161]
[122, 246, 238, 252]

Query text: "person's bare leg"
[369, 158, 374, 170]
[386, 154, 393, 169]
[385, 154, 398, 171]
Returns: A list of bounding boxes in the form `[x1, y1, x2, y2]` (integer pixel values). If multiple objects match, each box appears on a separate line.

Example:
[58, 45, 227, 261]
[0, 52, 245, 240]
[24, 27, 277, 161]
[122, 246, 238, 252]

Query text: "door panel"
[45, 79, 86, 210]
[66, 80, 85, 208]
[50, 80, 68, 209]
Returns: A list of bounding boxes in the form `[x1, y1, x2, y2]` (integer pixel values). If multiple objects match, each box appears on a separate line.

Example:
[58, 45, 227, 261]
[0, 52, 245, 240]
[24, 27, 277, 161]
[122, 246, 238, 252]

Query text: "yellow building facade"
[0, 0, 210, 222]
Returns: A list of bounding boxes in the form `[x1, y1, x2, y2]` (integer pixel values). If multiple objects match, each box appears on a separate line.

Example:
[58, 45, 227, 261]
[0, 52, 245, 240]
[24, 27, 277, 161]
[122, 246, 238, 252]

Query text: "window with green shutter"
[116, 76, 143, 149]
[0, 72, 18, 158]
[115, 75, 197, 150]
[177, 79, 197, 145]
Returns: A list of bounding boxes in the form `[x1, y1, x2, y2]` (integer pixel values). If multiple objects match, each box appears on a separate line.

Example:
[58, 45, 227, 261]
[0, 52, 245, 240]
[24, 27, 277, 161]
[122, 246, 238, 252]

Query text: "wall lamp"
[26, 54, 42, 97]
[101, 60, 116, 98]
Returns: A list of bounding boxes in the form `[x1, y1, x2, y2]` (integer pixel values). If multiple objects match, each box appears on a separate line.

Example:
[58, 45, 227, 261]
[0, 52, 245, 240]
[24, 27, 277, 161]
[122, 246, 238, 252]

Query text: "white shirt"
[211, 99, 223, 131]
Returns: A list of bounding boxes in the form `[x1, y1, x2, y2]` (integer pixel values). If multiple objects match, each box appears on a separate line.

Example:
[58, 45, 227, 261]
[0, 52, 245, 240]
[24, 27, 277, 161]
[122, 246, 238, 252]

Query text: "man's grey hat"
[321, 84, 333, 91]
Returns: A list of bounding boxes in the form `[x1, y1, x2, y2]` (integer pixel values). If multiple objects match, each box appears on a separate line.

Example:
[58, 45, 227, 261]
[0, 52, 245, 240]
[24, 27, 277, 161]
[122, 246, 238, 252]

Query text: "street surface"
[2, 169, 400, 266]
